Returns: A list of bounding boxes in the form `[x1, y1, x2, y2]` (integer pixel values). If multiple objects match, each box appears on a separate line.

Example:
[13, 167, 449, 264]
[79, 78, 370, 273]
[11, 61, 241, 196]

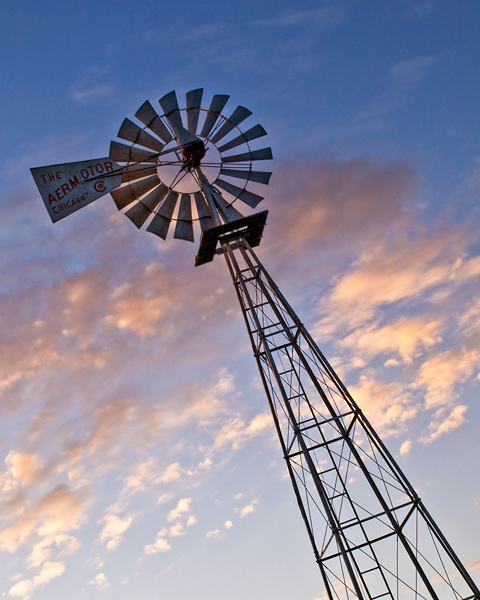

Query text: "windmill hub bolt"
[182, 139, 206, 171]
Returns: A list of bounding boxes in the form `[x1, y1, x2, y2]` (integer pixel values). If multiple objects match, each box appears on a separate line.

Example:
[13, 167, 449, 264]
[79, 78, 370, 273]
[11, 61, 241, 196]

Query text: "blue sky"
[1, 1, 480, 599]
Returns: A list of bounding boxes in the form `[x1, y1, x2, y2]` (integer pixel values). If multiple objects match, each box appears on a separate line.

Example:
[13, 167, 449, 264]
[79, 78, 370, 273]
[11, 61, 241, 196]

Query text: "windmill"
[31, 88, 479, 600]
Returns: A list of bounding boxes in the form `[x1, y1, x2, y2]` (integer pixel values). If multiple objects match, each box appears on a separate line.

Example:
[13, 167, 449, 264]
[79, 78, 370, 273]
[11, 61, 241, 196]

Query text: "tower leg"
[222, 238, 480, 600]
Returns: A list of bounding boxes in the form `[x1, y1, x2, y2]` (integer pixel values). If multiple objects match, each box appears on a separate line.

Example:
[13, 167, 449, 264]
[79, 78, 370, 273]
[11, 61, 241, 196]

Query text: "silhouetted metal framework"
[222, 237, 479, 600]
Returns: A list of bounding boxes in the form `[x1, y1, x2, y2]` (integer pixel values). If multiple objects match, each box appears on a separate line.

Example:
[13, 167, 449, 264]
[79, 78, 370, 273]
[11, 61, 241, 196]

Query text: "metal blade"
[215, 179, 264, 208]
[120, 163, 158, 183]
[124, 183, 169, 228]
[174, 194, 194, 242]
[186, 89, 203, 134]
[109, 141, 158, 164]
[117, 118, 165, 152]
[212, 190, 244, 222]
[110, 174, 160, 210]
[194, 192, 215, 232]
[124, 202, 151, 229]
[135, 100, 173, 143]
[146, 191, 178, 239]
[210, 106, 253, 144]
[221, 147, 273, 163]
[218, 124, 267, 153]
[219, 168, 271, 185]
[200, 94, 229, 138]
[159, 90, 184, 136]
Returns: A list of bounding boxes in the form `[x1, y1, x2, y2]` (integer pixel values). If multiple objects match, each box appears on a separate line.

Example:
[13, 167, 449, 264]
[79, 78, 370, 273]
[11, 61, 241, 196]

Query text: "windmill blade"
[110, 141, 159, 164]
[174, 194, 194, 242]
[135, 100, 173, 143]
[110, 174, 160, 210]
[194, 192, 215, 232]
[159, 90, 184, 137]
[186, 89, 203, 134]
[221, 147, 273, 164]
[117, 118, 165, 153]
[210, 106, 253, 145]
[124, 183, 168, 228]
[146, 191, 178, 239]
[215, 179, 264, 208]
[200, 94, 229, 138]
[218, 124, 267, 153]
[212, 189, 244, 222]
[220, 168, 271, 185]
[121, 163, 158, 183]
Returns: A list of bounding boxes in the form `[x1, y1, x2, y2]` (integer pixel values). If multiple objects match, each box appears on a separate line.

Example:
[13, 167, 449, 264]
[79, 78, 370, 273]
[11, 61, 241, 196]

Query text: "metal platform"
[194, 210, 268, 266]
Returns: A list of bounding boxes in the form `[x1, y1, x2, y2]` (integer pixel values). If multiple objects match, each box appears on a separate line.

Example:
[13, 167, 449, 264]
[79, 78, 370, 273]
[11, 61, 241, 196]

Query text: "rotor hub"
[182, 139, 206, 171]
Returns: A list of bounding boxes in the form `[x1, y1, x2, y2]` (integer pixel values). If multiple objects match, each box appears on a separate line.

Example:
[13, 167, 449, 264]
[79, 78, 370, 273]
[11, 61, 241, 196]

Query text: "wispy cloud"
[252, 5, 346, 29]
[68, 67, 114, 106]
[9, 561, 66, 599]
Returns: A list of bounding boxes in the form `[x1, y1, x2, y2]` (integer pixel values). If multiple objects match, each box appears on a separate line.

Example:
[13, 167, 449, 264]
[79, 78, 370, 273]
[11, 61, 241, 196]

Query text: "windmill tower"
[31, 88, 480, 600]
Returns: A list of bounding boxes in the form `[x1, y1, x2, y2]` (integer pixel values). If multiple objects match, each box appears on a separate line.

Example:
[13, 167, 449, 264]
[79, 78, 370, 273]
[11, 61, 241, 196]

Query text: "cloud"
[89, 572, 110, 590]
[103, 280, 172, 337]
[167, 498, 192, 522]
[406, 2, 435, 19]
[399, 439, 412, 456]
[388, 56, 436, 85]
[6, 452, 41, 485]
[339, 317, 442, 363]
[266, 160, 414, 265]
[253, 6, 346, 29]
[144, 536, 171, 554]
[468, 559, 480, 572]
[206, 520, 233, 539]
[458, 297, 480, 334]
[213, 414, 272, 450]
[98, 514, 133, 550]
[422, 405, 468, 443]
[68, 67, 113, 105]
[9, 561, 65, 599]
[123, 460, 184, 495]
[314, 227, 477, 338]
[235, 499, 258, 518]
[27, 534, 79, 569]
[144, 496, 198, 554]
[0, 485, 88, 553]
[415, 348, 479, 409]
[349, 376, 416, 437]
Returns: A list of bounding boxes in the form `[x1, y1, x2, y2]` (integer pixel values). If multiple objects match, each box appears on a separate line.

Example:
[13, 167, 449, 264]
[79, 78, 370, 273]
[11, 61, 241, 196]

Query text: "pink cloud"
[340, 317, 442, 363]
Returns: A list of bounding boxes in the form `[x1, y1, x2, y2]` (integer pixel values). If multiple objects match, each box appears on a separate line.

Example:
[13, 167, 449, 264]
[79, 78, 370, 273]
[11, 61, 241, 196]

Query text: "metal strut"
[221, 236, 480, 600]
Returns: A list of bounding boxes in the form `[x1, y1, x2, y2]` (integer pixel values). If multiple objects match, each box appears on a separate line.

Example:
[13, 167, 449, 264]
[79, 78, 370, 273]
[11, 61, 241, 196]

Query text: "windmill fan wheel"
[108, 88, 273, 243]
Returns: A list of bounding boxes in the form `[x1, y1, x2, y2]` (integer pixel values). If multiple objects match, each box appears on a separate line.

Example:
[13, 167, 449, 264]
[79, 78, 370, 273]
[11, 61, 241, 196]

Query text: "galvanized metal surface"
[30, 157, 122, 223]
[200, 94, 229, 138]
[186, 88, 203, 134]
[218, 123, 267, 153]
[117, 118, 165, 152]
[210, 105, 253, 144]
[135, 100, 173, 143]
[174, 193, 194, 242]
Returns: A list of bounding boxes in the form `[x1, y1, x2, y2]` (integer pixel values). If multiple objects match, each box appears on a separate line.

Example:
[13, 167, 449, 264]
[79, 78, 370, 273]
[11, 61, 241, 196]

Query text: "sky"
[0, 1, 480, 599]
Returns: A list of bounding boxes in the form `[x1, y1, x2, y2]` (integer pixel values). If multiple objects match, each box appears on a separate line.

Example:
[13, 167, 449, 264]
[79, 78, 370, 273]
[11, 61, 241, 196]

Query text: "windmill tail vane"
[30, 88, 480, 600]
